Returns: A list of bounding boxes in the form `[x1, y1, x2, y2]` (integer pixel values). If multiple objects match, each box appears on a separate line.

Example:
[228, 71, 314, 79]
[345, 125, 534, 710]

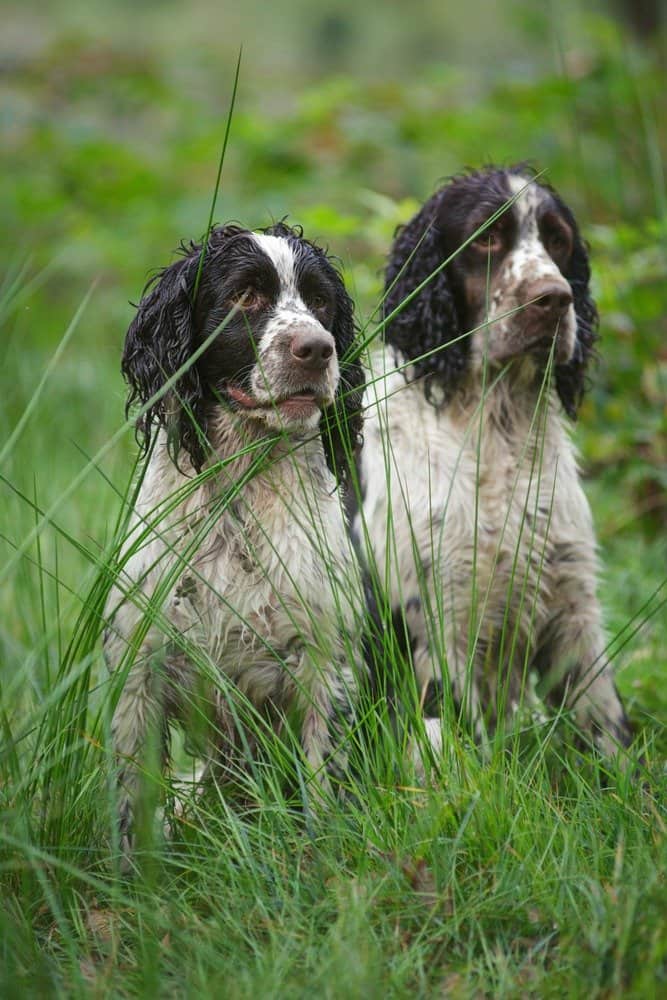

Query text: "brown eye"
[540, 213, 573, 264]
[545, 229, 572, 261]
[310, 294, 328, 311]
[230, 287, 265, 310]
[473, 222, 504, 254]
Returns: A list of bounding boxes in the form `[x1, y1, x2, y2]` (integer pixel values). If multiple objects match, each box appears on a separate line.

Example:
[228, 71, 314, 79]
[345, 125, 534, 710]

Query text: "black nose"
[290, 329, 335, 371]
[527, 282, 573, 317]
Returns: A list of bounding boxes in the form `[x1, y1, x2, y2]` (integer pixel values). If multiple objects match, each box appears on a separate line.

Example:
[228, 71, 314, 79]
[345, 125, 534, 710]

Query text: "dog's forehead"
[250, 233, 299, 294]
[503, 174, 561, 281]
[507, 174, 549, 234]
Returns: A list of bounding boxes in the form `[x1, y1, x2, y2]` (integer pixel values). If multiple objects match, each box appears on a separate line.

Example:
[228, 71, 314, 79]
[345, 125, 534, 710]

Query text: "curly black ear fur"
[320, 269, 365, 485]
[383, 194, 469, 403]
[553, 205, 598, 418]
[265, 221, 364, 485]
[122, 245, 211, 471]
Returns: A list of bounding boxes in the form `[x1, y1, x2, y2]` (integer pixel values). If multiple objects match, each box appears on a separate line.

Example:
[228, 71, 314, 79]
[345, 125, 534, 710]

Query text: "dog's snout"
[526, 281, 573, 318]
[290, 329, 335, 370]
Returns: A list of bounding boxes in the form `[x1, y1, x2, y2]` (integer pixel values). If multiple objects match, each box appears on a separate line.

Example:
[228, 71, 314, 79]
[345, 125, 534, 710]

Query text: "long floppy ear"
[320, 270, 365, 485]
[555, 217, 599, 419]
[383, 197, 469, 402]
[122, 246, 209, 471]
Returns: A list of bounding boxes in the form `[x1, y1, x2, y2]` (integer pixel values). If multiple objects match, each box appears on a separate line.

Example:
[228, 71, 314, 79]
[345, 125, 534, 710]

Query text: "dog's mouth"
[525, 332, 558, 354]
[522, 323, 575, 363]
[225, 385, 327, 420]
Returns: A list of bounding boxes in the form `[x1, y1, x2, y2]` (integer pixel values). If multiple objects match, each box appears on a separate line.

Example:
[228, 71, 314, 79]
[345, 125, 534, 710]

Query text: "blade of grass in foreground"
[0, 302, 248, 585]
[0, 283, 96, 465]
[192, 46, 243, 304]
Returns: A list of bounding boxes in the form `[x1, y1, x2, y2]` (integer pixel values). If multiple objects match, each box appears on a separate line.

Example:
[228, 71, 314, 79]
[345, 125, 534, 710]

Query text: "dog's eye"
[540, 214, 573, 263]
[472, 222, 504, 254]
[545, 229, 572, 260]
[309, 294, 328, 311]
[229, 287, 266, 310]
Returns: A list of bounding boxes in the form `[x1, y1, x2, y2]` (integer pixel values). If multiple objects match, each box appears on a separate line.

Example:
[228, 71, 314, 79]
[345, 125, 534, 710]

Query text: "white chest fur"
[358, 347, 595, 665]
[106, 429, 361, 707]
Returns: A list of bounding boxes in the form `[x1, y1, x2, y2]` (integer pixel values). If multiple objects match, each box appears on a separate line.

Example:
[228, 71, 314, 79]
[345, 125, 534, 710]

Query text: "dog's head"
[383, 166, 598, 417]
[122, 222, 364, 479]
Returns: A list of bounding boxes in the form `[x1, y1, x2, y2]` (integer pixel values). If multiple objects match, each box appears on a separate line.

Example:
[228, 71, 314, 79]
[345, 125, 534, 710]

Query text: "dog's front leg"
[539, 573, 632, 756]
[111, 654, 170, 865]
[551, 629, 632, 756]
[411, 616, 485, 740]
[299, 665, 356, 800]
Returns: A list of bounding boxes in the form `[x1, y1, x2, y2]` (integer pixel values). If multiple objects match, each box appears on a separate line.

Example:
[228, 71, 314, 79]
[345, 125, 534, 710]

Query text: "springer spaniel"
[103, 222, 365, 857]
[356, 166, 632, 757]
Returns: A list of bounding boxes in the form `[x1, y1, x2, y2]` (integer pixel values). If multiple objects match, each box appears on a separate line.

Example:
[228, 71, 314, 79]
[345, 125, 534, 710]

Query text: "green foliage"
[1, 1, 665, 995]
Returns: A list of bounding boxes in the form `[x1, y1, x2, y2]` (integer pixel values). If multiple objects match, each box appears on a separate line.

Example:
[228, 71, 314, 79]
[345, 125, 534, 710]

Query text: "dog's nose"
[526, 281, 573, 318]
[290, 329, 335, 370]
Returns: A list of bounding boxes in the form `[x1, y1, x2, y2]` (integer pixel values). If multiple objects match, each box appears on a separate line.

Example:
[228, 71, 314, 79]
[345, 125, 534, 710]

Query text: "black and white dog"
[356, 167, 632, 757]
[104, 222, 365, 856]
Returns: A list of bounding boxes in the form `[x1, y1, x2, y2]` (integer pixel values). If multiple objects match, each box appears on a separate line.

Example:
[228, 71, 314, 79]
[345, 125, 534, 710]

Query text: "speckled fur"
[106, 424, 363, 854]
[105, 227, 364, 859]
[356, 169, 631, 755]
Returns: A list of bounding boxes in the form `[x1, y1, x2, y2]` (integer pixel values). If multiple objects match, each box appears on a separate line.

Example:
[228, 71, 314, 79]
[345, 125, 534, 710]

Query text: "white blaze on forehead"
[251, 232, 300, 301]
[251, 231, 330, 360]
[505, 173, 559, 283]
[507, 173, 542, 238]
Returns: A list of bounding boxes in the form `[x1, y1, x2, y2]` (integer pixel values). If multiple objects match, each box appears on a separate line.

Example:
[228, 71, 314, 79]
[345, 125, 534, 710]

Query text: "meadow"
[1, 2, 666, 995]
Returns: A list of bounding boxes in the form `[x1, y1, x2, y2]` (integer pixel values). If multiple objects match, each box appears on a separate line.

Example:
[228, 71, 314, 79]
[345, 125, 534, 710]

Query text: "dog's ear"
[383, 199, 469, 403]
[555, 216, 599, 419]
[319, 263, 365, 486]
[122, 246, 210, 471]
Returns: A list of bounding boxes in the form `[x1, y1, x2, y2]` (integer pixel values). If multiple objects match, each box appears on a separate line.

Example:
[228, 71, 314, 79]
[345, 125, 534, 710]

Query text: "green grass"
[1, 2, 666, 996]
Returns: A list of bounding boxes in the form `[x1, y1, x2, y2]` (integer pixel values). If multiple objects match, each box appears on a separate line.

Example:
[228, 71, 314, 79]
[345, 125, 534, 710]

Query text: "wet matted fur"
[104, 222, 365, 859]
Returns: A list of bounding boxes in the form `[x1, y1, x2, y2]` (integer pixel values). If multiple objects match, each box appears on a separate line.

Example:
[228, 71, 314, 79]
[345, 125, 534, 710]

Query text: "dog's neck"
[455, 355, 559, 422]
[140, 410, 333, 514]
[137, 416, 334, 538]
[205, 407, 329, 485]
[445, 370, 571, 482]
[386, 344, 561, 431]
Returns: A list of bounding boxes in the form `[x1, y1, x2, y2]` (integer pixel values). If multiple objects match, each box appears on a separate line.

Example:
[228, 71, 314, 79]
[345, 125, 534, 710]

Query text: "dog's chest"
[442, 405, 567, 611]
[388, 393, 554, 574]
[169, 457, 356, 670]
[213, 485, 345, 607]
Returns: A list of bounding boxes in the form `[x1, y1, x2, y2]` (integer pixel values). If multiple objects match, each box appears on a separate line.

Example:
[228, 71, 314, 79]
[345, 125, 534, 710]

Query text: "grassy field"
[1, 2, 666, 996]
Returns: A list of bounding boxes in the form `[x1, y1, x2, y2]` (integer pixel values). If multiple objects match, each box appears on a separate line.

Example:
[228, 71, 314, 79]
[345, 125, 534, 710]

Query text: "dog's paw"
[409, 717, 445, 784]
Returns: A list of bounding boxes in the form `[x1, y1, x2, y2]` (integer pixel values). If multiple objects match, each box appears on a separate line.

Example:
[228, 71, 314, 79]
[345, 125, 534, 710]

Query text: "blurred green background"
[1, 0, 665, 729]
